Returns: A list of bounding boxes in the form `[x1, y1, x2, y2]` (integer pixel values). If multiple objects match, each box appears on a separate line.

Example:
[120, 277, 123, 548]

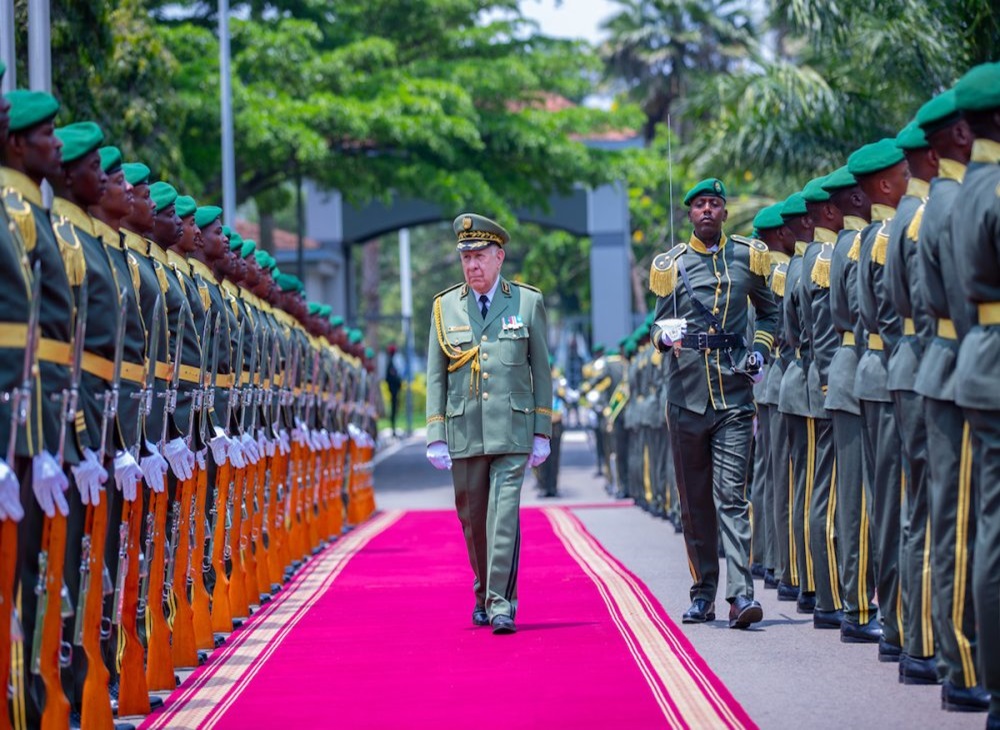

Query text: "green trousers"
[769, 405, 794, 587]
[452, 453, 528, 620]
[668, 402, 755, 603]
[894, 390, 934, 660]
[927, 397, 979, 689]
[832, 410, 877, 626]
[964, 407, 1000, 715]
[785, 413, 813, 595]
[750, 411, 774, 569]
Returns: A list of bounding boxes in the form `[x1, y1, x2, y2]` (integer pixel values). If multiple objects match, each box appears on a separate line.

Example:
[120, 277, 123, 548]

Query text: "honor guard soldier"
[950, 61, 1000, 728]
[648, 178, 777, 629]
[819, 166, 880, 646]
[425, 213, 552, 635]
[913, 88, 988, 712]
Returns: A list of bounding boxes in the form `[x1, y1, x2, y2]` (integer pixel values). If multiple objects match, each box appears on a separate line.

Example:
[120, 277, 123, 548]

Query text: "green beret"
[752, 203, 786, 231]
[227, 231, 244, 251]
[623, 339, 637, 356]
[307, 301, 323, 316]
[5, 90, 59, 133]
[194, 205, 222, 229]
[453, 213, 509, 251]
[98, 146, 122, 173]
[779, 192, 808, 219]
[274, 272, 303, 293]
[683, 177, 727, 206]
[895, 120, 929, 151]
[821, 165, 857, 192]
[317, 303, 332, 318]
[254, 249, 273, 269]
[330, 315, 345, 328]
[348, 329, 363, 345]
[916, 89, 961, 134]
[847, 138, 905, 176]
[221, 225, 232, 238]
[122, 162, 150, 186]
[0, 61, 5, 77]
[953, 62, 1000, 112]
[240, 239, 256, 259]
[55, 122, 104, 164]
[175, 195, 196, 218]
[802, 175, 832, 204]
[364, 347, 374, 359]
[148, 181, 178, 212]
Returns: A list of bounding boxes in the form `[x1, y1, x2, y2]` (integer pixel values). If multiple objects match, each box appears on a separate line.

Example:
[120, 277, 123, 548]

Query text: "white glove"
[112, 450, 142, 502]
[747, 351, 765, 384]
[332, 432, 346, 449]
[140, 441, 169, 494]
[316, 429, 331, 450]
[0, 458, 24, 522]
[164, 436, 195, 481]
[258, 431, 274, 458]
[277, 429, 291, 456]
[240, 432, 260, 464]
[426, 441, 452, 470]
[32, 451, 69, 517]
[196, 448, 207, 471]
[210, 428, 230, 465]
[528, 436, 551, 468]
[71, 448, 108, 507]
[228, 438, 246, 469]
[655, 318, 688, 347]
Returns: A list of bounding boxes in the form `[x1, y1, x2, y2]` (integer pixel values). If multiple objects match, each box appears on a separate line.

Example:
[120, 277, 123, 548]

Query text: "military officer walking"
[648, 178, 778, 630]
[425, 214, 552, 635]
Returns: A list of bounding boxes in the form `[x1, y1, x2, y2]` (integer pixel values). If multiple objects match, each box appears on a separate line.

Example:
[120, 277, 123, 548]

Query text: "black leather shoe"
[750, 562, 766, 578]
[763, 570, 779, 589]
[491, 615, 516, 635]
[813, 609, 844, 629]
[899, 654, 939, 685]
[941, 681, 989, 712]
[878, 636, 902, 663]
[728, 596, 763, 629]
[472, 608, 489, 627]
[986, 711, 1000, 730]
[777, 582, 799, 601]
[681, 598, 716, 624]
[796, 591, 816, 614]
[840, 618, 881, 644]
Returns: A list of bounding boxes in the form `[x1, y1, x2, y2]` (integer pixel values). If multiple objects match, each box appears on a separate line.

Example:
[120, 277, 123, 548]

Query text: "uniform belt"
[680, 333, 742, 351]
[240, 371, 251, 385]
[842, 331, 855, 347]
[979, 302, 1000, 326]
[903, 318, 915, 336]
[81, 352, 145, 384]
[937, 319, 957, 340]
[0, 323, 73, 365]
[867, 333, 884, 351]
[179, 364, 202, 384]
[155, 361, 173, 380]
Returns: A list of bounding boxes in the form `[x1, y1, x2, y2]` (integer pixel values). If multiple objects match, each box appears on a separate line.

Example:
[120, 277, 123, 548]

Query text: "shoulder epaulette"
[771, 262, 788, 298]
[907, 203, 925, 242]
[52, 216, 87, 287]
[811, 244, 832, 289]
[433, 282, 465, 300]
[511, 280, 541, 293]
[872, 222, 890, 266]
[737, 236, 772, 277]
[649, 243, 686, 297]
[847, 231, 862, 262]
[4, 188, 36, 253]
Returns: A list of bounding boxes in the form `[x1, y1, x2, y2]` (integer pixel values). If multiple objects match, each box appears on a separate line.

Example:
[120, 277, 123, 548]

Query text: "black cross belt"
[681, 333, 743, 351]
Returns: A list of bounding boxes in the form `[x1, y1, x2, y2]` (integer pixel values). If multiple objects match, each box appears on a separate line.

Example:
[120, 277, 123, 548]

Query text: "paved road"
[374, 429, 985, 730]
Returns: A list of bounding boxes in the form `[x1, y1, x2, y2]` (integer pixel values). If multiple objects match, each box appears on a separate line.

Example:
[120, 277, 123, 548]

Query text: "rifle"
[76, 286, 126, 730]
[118, 293, 161, 718]
[35, 276, 87, 729]
[237, 325, 262, 607]
[224, 319, 249, 620]
[191, 313, 221, 651]
[0, 261, 41, 730]
[145, 298, 186, 690]
[249, 328, 271, 602]
[171, 307, 212, 668]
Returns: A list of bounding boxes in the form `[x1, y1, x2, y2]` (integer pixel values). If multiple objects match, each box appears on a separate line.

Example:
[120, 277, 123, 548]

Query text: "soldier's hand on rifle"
[528, 435, 551, 468]
[140, 441, 169, 494]
[0, 458, 24, 522]
[32, 451, 69, 517]
[71, 447, 107, 507]
[196, 448, 207, 472]
[227, 438, 246, 469]
[745, 352, 765, 384]
[240, 432, 260, 465]
[112, 450, 142, 502]
[426, 441, 452, 470]
[164, 437, 195, 481]
[277, 429, 291, 456]
[259, 431, 275, 458]
[210, 428, 230, 465]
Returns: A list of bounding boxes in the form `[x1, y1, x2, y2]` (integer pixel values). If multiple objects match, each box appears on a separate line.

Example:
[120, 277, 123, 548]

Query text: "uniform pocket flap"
[448, 329, 474, 346]
[446, 397, 465, 417]
[510, 392, 535, 413]
[499, 328, 529, 339]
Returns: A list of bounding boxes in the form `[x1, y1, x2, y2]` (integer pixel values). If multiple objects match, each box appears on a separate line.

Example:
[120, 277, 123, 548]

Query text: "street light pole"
[1, 0, 16, 93]
[399, 227, 414, 436]
[219, 0, 236, 226]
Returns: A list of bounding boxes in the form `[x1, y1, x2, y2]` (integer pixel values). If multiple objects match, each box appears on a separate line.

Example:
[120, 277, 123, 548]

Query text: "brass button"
[483, 372, 490, 379]
[713, 307, 720, 314]
[481, 335, 488, 342]
[481, 354, 488, 361]
[483, 392, 489, 400]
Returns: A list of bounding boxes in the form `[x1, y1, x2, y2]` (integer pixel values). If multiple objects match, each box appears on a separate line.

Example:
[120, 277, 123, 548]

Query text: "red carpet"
[143, 508, 755, 729]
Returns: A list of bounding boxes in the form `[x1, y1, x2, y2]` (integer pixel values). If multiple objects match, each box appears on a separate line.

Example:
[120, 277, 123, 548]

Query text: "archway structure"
[277, 180, 634, 349]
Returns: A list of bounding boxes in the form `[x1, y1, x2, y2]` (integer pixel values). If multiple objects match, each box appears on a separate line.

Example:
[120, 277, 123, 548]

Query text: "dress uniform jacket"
[426, 277, 552, 454]
[803, 233, 838, 418]
[855, 208, 900, 404]
[824, 219, 868, 415]
[779, 243, 811, 418]
[762, 254, 791, 408]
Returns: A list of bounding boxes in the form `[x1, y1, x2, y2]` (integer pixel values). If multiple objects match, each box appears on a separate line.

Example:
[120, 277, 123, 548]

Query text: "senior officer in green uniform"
[425, 213, 552, 635]
[648, 178, 778, 629]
